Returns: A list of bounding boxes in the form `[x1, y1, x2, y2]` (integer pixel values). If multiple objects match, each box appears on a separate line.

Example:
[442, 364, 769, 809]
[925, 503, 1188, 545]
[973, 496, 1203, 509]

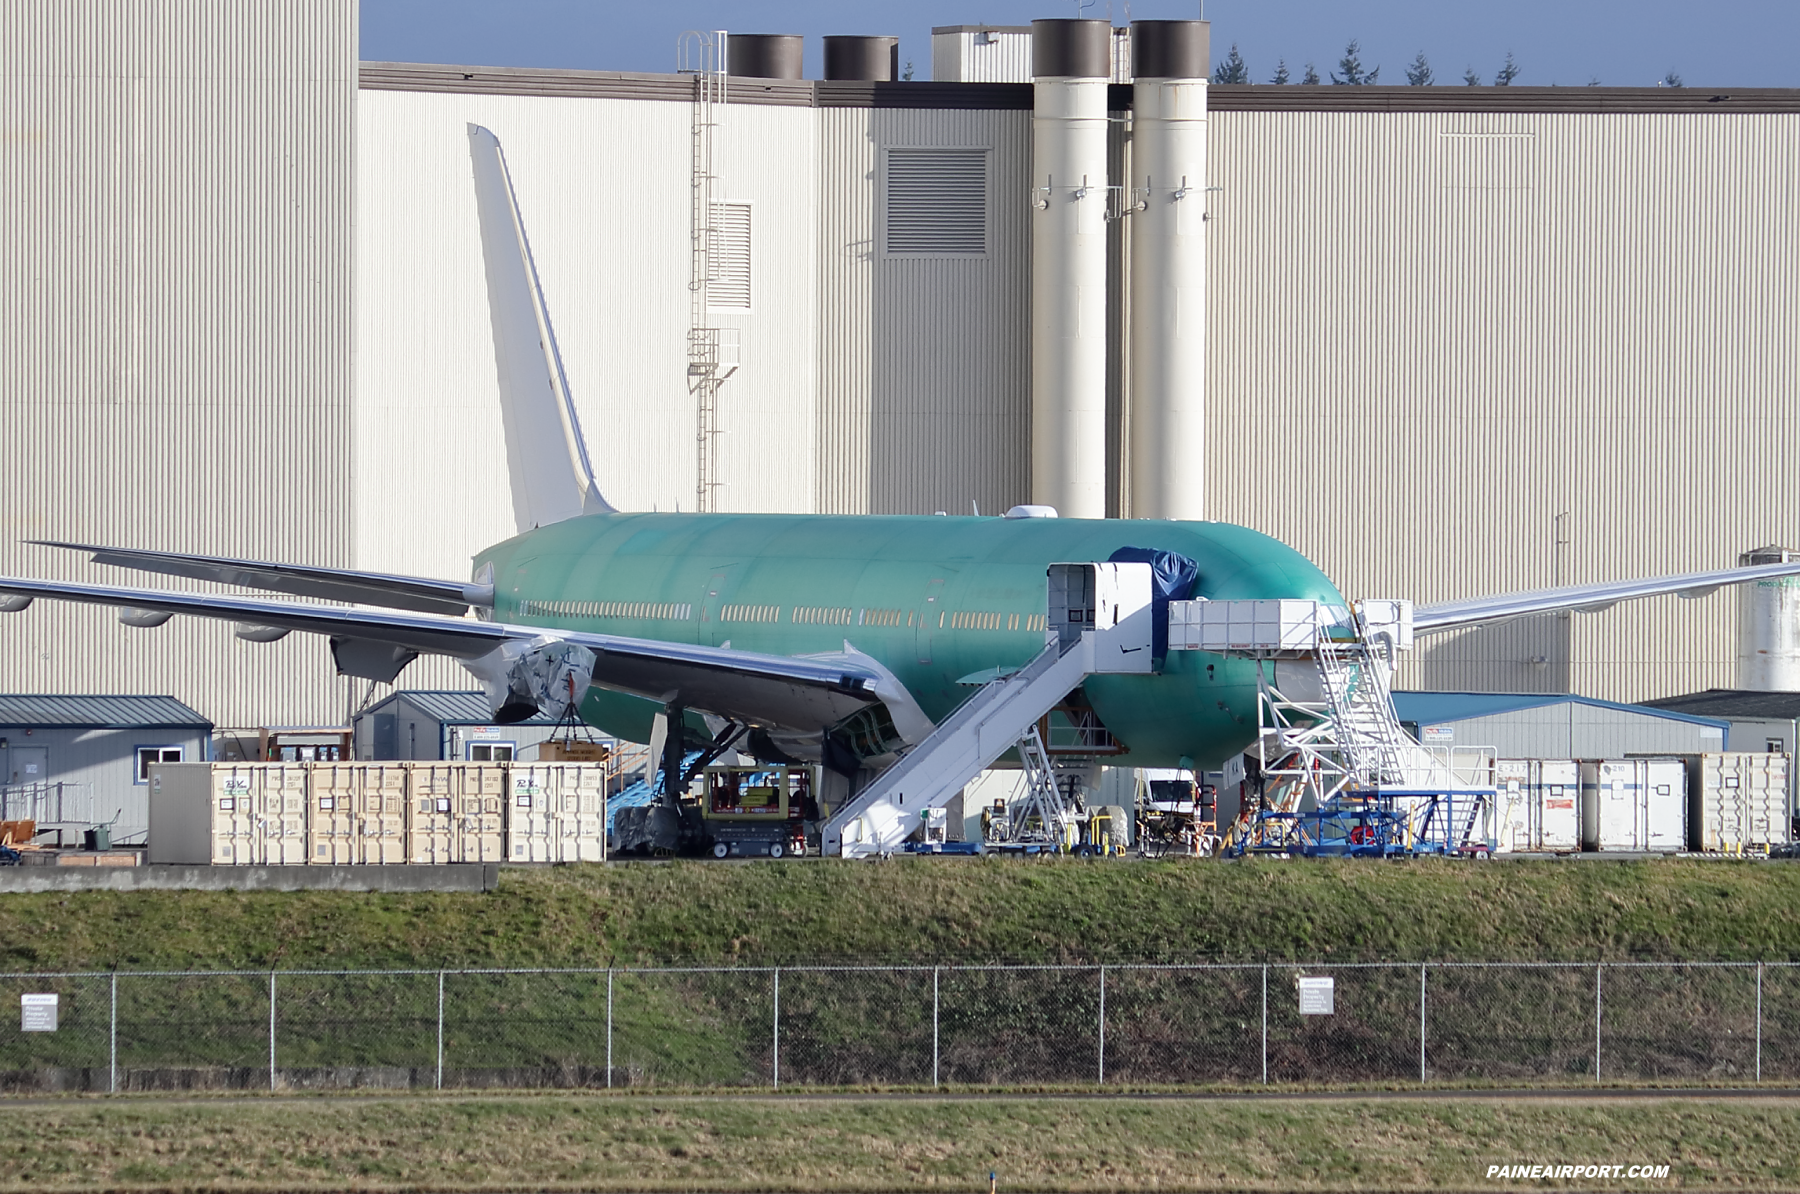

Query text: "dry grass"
[0, 1092, 1795, 1192]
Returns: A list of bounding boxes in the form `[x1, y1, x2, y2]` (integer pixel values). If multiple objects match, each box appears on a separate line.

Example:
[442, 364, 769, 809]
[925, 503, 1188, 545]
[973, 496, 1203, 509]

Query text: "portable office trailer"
[1688, 752, 1790, 853]
[1491, 759, 1580, 853]
[1580, 759, 1686, 852]
[147, 762, 308, 865]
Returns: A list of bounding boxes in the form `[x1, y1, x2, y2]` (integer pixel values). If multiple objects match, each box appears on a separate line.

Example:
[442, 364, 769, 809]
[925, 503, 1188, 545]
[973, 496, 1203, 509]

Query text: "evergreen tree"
[1406, 51, 1433, 86]
[1462, 65, 1482, 86]
[1302, 62, 1321, 85]
[1661, 70, 1684, 88]
[1494, 51, 1520, 86]
[1330, 39, 1379, 85]
[901, 59, 915, 82]
[1270, 58, 1291, 85]
[1213, 44, 1249, 84]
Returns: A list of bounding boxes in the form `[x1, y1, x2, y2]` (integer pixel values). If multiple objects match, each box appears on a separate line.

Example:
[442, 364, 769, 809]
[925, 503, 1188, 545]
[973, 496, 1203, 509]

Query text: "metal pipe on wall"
[1030, 19, 1111, 519]
[1127, 20, 1209, 522]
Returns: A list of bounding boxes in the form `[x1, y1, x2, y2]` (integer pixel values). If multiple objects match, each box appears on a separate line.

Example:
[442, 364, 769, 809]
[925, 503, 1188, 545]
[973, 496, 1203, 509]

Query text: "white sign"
[1298, 976, 1335, 1016]
[1421, 724, 1455, 745]
[20, 993, 57, 1032]
[469, 726, 503, 739]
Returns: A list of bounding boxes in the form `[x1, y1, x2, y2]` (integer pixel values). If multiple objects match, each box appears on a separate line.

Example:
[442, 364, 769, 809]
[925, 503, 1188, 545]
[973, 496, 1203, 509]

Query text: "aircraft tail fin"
[466, 123, 613, 531]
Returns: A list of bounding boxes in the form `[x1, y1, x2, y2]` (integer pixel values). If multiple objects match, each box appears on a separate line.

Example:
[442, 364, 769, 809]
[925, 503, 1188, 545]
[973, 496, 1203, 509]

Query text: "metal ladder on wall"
[820, 638, 1098, 856]
[678, 31, 735, 513]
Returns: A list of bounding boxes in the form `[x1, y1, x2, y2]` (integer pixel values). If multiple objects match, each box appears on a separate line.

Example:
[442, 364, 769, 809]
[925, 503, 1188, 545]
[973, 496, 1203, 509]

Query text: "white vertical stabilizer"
[466, 124, 613, 531]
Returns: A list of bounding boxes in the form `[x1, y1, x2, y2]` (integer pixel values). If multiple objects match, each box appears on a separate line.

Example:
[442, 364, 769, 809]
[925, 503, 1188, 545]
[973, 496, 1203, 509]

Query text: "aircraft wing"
[30, 540, 492, 617]
[1412, 561, 1800, 635]
[0, 575, 885, 733]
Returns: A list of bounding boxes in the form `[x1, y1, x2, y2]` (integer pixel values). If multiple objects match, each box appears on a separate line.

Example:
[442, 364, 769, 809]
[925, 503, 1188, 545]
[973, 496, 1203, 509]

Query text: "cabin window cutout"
[860, 608, 906, 627]
[793, 607, 854, 626]
[721, 604, 781, 624]
[884, 148, 988, 256]
[709, 202, 751, 310]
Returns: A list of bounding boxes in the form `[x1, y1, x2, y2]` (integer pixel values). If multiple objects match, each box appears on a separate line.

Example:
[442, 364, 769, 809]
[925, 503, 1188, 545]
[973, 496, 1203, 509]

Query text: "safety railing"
[0, 962, 1790, 1093]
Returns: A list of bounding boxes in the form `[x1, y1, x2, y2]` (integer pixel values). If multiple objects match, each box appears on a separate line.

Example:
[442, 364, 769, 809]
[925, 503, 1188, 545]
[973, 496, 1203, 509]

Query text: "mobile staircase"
[821, 562, 1155, 857]
[1160, 598, 1494, 858]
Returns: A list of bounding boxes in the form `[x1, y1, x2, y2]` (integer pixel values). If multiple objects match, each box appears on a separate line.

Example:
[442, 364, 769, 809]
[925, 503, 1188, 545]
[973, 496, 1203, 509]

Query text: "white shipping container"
[507, 765, 556, 862]
[508, 763, 606, 862]
[261, 765, 309, 865]
[1687, 752, 1790, 853]
[407, 763, 459, 864]
[1580, 759, 1686, 852]
[306, 764, 362, 864]
[1491, 760, 1581, 853]
[357, 764, 408, 864]
[459, 763, 509, 862]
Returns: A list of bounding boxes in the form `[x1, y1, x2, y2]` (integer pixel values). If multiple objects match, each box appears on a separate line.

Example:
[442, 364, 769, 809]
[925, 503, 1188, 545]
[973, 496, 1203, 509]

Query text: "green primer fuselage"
[473, 513, 1344, 768]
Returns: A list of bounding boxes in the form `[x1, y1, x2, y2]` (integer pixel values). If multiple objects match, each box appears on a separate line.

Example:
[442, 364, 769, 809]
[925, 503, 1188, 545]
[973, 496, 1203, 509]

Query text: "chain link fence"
[0, 962, 1790, 1092]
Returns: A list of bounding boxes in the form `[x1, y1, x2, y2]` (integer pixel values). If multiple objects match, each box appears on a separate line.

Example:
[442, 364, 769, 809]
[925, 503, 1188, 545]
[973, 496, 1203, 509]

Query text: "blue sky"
[363, 1, 1800, 88]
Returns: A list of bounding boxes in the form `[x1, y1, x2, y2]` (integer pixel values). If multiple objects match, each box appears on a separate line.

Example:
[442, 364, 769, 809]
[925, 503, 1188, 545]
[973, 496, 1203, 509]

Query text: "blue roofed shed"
[0, 695, 213, 845]
[1391, 692, 1728, 759]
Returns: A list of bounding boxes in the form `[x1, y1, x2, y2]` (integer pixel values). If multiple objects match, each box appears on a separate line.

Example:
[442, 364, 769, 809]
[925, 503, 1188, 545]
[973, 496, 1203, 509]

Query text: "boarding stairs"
[820, 638, 1094, 856]
[822, 561, 1157, 857]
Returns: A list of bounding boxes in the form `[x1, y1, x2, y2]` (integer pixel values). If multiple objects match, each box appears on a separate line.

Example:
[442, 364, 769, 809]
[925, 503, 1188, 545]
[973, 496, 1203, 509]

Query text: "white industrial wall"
[869, 108, 1033, 516]
[0, 0, 358, 730]
[1204, 109, 1800, 703]
[355, 89, 820, 570]
[1410, 706, 1726, 759]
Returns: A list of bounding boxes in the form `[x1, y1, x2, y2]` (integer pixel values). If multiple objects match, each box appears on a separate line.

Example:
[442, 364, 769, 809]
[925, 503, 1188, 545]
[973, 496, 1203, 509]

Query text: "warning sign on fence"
[20, 993, 57, 1033]
[1298, 976, 1334, 1015]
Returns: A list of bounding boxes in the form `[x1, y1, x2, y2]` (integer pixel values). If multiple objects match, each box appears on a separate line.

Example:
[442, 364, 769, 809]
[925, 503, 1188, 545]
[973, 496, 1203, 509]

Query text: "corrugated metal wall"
[1205, 110, 1800, 703]
[0, 0, 357, 729]
[869, 108, 1032, 515]
[816, 107, 876, 513]
[1415, 705, 1725, 759]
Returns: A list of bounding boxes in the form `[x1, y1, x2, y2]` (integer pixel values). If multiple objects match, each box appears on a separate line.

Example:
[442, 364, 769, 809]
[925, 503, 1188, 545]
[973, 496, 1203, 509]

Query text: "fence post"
[435, 971, 445, 1091]
[771, 967, 780, 1090]
[1757, 962, 1764, 1084]
[1418, 964, 1427, 1084]
[932, 966, 940, 1090]
[606, 969, 614, 1090]
[108, 973, 117, 1095]
[1097, 965, 1106, 1086]
[1593, 963, 1602, 1083]
[268, 971, 277, 1092]
[1261, 964, 1269, 1086]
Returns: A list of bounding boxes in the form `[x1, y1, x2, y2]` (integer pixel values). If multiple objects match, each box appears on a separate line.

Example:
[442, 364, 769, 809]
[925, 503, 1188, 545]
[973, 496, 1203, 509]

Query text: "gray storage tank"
[824, 35, 899, 81]
[729, 34, 804, 80]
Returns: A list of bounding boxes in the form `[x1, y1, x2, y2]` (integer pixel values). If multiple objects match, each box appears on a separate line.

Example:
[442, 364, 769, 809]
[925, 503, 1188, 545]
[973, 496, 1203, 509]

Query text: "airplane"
[2, 123, 1795, 851]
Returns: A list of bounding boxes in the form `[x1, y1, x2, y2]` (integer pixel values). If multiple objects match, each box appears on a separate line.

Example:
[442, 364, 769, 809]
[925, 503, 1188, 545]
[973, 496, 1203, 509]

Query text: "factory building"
[5, 2, 1800, 736]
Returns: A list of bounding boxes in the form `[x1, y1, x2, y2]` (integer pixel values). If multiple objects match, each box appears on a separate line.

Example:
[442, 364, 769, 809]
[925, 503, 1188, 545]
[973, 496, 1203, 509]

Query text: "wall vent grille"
[885, 149, 987, 255]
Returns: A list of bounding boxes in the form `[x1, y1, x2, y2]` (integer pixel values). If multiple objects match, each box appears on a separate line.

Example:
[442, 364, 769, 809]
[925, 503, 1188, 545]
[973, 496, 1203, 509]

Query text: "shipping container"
[1491, 759, 1581, 853]
[1687, 752, 1791, 853]
[507, 763, 605, 862]
[1580, 759, 1686, 852]
[550, 763, 607, 862]
[357, 764, 408, 864]
[146, 763, 308, 865]
[261, 765, 310, 864]
[458, 763, 509, 862]
[506, 764, 557, 862]
[406, 763, 459, 864]
[306, 764, 362, 864]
